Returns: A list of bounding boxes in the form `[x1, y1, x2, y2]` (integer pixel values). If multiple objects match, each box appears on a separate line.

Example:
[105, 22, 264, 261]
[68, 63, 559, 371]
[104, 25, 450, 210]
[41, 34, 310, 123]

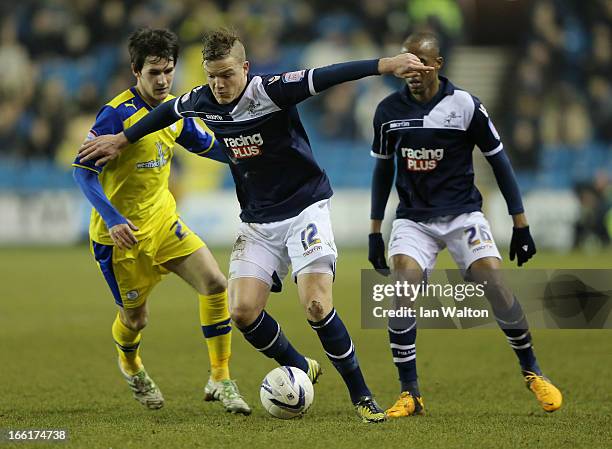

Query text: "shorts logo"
[401, 147, 444, 172]
[126, 290, 139, 300]
[472, 244, 494, 253]
[224, 133, 263, 159]
[303, 245, 322, 257]
[282, 70, 305, 83]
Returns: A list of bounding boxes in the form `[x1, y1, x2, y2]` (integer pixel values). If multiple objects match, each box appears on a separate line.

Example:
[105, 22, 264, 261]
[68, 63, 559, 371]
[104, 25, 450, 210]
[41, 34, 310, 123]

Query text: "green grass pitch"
[1, 246, 611, 449]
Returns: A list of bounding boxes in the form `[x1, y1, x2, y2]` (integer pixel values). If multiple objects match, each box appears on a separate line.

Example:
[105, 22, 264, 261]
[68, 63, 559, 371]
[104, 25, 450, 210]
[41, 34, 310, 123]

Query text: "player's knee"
[229, 304, 259, 329]
[122, 310, 148, 331]
[469, 258, 504, 287]
[390, 256, 423, 283]
[305, 298, 331, 321]
[470, 257, 501, 272]
[392, 266, 422, 284]
[202, 271, 228, 295]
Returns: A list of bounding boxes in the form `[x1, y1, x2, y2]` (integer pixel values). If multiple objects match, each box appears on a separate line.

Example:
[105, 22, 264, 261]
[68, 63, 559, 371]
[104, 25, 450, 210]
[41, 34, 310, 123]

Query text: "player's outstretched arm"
[265, 55, 433, 109]
[312, 55, 433, 93]
[79, 100, 181, 166]
[72, 167, 139, 249]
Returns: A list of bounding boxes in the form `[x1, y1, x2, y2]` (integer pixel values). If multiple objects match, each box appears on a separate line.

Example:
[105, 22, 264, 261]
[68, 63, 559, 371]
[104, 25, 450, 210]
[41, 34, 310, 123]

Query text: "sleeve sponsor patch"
[282, 70, 306, 83]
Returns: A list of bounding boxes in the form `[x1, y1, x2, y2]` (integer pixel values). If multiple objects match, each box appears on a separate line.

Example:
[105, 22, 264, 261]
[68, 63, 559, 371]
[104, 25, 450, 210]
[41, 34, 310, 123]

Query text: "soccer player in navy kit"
[78, 28, 433, 422]
[368, 32, 563, 417]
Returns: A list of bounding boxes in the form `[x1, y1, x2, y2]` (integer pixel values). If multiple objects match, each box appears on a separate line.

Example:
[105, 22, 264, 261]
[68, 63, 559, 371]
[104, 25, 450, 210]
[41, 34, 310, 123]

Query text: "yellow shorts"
[91, 214, 205, 308]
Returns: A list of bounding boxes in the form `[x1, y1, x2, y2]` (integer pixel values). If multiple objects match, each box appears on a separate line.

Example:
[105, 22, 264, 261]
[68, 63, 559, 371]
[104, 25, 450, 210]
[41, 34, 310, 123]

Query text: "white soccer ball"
[260, 366, 314, 419]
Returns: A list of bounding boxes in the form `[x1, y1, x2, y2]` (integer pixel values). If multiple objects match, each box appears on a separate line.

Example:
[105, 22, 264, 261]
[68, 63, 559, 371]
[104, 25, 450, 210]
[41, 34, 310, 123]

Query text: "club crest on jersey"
[247, 99, 261, 116]
[401, 147, 444, 172]
[444, 111, 462, 128]
[223, 133, 263, 159]
[282, 70, 305, 83]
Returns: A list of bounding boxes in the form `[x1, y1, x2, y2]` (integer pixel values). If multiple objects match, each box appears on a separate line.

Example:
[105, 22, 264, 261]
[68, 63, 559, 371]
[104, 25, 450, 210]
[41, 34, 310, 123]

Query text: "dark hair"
[402, 31, 441, 54]
[202, 28, 244, 61]
[128, 28, 179, 72]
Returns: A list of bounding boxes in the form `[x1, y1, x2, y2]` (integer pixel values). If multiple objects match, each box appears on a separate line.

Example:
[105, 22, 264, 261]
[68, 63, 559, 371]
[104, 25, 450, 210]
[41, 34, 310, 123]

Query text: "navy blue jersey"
[173, 71, 333, 223]
[371, 76, 504, 221]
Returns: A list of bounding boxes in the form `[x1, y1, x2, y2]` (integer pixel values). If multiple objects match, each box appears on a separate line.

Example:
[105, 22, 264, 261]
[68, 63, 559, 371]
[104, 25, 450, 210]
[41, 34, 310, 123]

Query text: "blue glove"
[509, 226, 536, 267]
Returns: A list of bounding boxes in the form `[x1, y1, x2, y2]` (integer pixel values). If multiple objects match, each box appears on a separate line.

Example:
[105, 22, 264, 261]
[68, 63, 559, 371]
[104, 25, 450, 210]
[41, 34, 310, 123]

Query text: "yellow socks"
[199, 291, 232, 381]
[112, 313, 143, 376]
[111, 292, 232, 381]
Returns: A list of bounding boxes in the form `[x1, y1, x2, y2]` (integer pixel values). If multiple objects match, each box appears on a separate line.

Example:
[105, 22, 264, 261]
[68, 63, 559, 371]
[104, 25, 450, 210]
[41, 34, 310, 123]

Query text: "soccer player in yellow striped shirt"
[73, 28, 250, 414]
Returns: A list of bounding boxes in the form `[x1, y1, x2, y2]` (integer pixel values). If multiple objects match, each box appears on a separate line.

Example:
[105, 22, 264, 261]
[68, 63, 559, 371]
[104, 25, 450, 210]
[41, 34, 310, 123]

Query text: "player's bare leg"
[228, 277, 270, 328]
[164, 247, 250, 414]
[297, 272, 385, 423]
[296, 273, 333, 321]
[469, 257, 562, 412]
[468, 257, 514, 310]
[163, 246, 227, 296]
[112, 301, 164, 409]
[385, 255, 425, 418]
[229, 276, 319, 383]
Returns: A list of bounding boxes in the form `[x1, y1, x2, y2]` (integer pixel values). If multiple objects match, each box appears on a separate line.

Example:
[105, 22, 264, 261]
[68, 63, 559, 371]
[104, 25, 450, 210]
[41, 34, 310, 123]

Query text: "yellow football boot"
[385, 391, 425, 418]
[524, 371, 562, 412]
[305, 357, 322, 385]
[354, 396, 387, 423]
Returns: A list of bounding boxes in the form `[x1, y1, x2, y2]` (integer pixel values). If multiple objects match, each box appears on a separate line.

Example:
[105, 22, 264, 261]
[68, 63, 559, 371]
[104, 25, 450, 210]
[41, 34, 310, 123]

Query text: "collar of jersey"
[129, 86, 174, 111]
[400, 75, 454, 109]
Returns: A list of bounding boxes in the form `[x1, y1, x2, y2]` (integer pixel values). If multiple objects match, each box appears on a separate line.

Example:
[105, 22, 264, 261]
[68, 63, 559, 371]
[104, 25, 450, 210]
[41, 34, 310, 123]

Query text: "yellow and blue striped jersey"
[73, 87, 221, 245]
